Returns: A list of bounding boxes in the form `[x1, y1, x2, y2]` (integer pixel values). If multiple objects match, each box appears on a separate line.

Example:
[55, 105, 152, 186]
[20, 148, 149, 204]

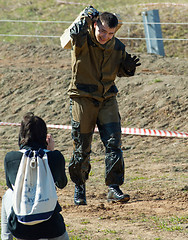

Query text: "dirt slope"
[0, 42, 188, 239]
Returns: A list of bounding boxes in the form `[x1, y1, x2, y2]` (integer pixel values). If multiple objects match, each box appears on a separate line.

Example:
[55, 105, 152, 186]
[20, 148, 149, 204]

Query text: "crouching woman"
[1, 112, 69, 240]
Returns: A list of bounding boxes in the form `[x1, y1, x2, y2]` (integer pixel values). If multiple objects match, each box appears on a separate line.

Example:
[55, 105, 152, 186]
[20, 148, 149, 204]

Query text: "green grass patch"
[81, 219, 90, 225]
[69, 237, 82, 240]
[102, 229, 117, 234]
[151, 216, 188, 232]
[149, 79, 163, 85]
[153, 79, 163, 83]
[128, 176, 148, 182]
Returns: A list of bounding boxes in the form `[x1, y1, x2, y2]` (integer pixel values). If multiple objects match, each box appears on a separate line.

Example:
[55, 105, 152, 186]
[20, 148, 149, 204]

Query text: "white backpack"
[13, 148, 58, 225]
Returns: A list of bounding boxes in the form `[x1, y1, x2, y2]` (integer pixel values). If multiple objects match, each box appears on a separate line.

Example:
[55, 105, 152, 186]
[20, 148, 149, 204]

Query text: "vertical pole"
[142, 11, 152, 53]
[142, 9, 165, 56]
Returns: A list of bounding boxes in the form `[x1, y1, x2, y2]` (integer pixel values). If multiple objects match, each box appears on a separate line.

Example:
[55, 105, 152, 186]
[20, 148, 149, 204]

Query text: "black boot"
[107, 185, 130, 203]
[74, 184, 87, 205]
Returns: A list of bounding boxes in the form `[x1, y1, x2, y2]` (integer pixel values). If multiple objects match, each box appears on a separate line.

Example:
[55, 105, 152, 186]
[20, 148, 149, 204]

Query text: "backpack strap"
[19, 149, 47, 168]
[20, 148, 47, 157]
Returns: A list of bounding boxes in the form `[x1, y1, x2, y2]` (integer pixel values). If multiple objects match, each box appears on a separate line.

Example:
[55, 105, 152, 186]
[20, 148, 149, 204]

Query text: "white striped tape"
[0, 122, 187, 138]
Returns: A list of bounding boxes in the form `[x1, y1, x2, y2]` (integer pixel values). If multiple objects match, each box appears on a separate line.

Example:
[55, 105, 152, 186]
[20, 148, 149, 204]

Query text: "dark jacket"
[69, 17, 134, 102]
[4, 143, 68, 239]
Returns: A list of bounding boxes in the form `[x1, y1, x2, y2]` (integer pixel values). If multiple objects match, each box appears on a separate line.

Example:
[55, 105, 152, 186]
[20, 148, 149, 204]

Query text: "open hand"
[123, 53, 141, 74]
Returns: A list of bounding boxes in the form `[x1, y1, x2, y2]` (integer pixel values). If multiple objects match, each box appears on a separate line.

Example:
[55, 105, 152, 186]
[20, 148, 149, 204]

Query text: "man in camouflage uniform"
[68, 6, 141, 205]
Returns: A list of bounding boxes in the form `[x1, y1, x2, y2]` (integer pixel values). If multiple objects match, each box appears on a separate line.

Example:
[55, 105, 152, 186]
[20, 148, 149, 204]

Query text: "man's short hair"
[98, 12, 118, 29]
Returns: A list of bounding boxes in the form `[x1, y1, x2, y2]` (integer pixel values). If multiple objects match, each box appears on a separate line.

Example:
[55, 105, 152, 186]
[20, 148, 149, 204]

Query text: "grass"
[66, 214, 188, 239]
[129, 176, 148, 182]
[140, 215, 188, 232]
[151, 216, 188, 232]
[0, 0, 188, 57]
[102, 229, 117, 234]
[69, 237, 82, 240]
[153, 79, 163, 83]
[81, 219, 91, 225]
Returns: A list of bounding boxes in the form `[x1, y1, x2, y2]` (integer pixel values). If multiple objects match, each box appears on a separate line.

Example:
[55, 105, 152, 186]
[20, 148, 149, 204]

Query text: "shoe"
[107, 185, 130, 203]
[74, 184, 87, 205]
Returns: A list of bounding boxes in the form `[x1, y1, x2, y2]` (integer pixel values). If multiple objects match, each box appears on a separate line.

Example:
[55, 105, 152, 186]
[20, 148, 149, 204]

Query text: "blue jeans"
[1, 189, 69, 240]
[1, 189, 13, 240]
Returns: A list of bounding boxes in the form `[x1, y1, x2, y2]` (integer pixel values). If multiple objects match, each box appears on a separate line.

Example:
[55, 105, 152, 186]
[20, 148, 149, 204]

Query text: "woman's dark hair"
[18, 112, 47, 147]
[98, 12, 118, 29]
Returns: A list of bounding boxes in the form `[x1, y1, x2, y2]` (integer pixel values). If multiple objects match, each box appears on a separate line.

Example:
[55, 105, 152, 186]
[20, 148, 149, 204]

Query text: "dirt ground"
[0, 42, 188, 240]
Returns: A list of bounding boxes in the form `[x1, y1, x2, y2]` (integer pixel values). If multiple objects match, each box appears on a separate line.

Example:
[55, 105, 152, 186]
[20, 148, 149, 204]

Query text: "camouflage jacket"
[69, 17, 134, 101]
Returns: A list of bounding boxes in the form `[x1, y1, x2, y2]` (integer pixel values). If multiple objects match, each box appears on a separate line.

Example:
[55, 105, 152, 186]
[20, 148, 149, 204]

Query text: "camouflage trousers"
[69, 96, 124, 186]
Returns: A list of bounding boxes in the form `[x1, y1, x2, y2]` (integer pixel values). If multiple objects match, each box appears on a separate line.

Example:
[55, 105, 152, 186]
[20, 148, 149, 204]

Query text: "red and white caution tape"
[0, 122, 21, 127]
[120, 127, 188, 138]
[0, 122, 188, 138]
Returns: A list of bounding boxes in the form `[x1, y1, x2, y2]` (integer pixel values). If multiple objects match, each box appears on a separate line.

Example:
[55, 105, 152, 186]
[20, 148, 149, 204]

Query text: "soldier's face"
[94, 20, 116, 45]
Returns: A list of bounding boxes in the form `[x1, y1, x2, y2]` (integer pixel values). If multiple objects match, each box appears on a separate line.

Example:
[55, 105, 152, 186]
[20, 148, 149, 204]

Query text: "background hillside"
[0, 1, 188, 240]
[0, 0, 188, 57]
